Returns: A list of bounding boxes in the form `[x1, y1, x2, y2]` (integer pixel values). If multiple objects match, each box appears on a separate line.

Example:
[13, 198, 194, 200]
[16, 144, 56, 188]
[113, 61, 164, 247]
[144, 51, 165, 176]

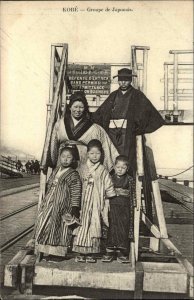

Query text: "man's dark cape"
[93, 86, 165, 173]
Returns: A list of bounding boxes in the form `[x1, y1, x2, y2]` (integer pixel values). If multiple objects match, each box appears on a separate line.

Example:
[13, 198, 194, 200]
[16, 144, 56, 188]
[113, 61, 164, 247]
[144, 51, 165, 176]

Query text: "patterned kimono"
[73, 160, 116, 254]
[107, 173, 136, 251]
[35, 166, 81, 257]
[49, 113, 118, 173]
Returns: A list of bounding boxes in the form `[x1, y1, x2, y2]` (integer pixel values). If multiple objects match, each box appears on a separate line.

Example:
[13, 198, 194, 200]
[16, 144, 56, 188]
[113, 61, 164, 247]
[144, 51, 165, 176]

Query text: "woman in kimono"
[73, 139, 116, 263]
[34, 145, 82, 262]
[48, 91, 118, 173]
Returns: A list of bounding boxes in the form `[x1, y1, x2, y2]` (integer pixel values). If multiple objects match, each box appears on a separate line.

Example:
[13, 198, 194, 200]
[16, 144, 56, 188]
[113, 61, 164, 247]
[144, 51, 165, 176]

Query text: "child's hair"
[87, 139, 103, 153]
[115, 155, 129, 167]
[87, 139, 104, 163]
[59, 144, 79, 169]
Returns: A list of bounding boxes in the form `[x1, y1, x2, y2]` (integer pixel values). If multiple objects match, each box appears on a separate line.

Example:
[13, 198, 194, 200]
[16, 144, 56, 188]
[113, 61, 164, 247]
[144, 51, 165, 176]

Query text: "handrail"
[41, 44, 68, 172]
[0, 155, 16, 164]
[169, 50, 194, 54]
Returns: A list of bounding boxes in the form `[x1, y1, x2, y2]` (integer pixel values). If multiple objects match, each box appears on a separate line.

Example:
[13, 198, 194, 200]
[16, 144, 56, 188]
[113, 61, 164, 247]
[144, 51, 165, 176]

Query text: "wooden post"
[173, 53, 178, 111]
[144, 134, 168, 239]
[39, 44, 68, 211]
[47, 45, 56, 125]
[134, 135, 144, 260]
[161, 238, 194, 298]
[142, 50, 148, 94]
[164, 64, 168, 110]
[134, 262, 144, 299]
[131, 46, 138, 88]
[41, 44, 68, 171]
[151, 181, 168, 238]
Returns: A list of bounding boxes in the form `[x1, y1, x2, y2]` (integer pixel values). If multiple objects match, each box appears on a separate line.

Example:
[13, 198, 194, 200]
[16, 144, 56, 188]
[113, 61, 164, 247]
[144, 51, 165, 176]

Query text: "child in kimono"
[35, 144, 82, 262]
[102, 155, 136, 263]
[73, 139, 116, 263]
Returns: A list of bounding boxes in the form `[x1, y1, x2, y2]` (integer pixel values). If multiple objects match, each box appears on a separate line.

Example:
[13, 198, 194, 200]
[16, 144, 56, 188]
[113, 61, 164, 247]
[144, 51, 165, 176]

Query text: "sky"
[0, 1, 193, 170]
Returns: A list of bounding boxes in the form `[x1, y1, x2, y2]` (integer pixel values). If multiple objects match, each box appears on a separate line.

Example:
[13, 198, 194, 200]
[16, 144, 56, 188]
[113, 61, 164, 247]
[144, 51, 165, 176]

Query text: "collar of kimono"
[64, 113, 93, 140]
[55, 166, 70, 180]
[109, 85, 133, 111]
[86, 159, 101, 175]
[118, 84, 133, 97]
[53, 166, 73, 182]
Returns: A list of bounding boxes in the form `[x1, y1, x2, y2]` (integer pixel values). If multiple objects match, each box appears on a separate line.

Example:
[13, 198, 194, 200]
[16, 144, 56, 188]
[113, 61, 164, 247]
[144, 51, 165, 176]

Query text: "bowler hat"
[113, 68, 137, 80]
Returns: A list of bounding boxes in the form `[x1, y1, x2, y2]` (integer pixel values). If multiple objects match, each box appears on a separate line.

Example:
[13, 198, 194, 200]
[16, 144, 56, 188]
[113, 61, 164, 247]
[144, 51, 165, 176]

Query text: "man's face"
[118, 80, 131, 91]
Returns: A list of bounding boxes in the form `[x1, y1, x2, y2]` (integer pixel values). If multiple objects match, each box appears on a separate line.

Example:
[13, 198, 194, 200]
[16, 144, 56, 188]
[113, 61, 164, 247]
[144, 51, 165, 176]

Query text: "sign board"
[67, 64, 111, 95]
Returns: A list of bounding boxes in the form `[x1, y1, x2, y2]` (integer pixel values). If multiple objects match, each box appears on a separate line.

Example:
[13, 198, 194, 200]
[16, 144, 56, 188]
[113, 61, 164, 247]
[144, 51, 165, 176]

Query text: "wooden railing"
[41, 44, 68, 172]
[162, 50, 193, 111]
[0, 155, 17, 170]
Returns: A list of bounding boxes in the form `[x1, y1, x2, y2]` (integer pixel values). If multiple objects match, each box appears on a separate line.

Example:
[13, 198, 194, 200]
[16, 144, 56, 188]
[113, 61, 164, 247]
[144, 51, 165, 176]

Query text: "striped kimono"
[35, 166, 81, 257]
[73, 160, 116, 254]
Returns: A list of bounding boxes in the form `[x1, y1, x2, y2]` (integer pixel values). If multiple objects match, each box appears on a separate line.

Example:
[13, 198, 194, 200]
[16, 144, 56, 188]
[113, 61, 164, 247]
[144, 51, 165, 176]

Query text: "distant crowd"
[16, 159, 40, 174]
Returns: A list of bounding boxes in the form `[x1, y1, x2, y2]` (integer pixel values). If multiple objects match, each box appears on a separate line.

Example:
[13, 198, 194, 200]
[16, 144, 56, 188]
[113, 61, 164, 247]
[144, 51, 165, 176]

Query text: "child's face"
[60, 150, 74, 168]
[115, 161, 128, 176]
[87, 146, 101, 164]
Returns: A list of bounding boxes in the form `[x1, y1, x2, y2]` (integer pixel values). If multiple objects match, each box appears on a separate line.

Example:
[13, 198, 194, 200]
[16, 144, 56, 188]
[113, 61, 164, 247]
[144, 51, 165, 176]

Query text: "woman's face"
[70, 101, 85, 120]
[60, 150, 74, 168]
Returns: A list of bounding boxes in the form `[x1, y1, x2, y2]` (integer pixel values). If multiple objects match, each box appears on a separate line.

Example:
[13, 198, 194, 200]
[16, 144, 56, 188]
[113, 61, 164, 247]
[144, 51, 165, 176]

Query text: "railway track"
[179, 202, 193, 214]
[0, 188, 38, 254]
[0, 202, 37, 252]
[0, 202, 38, 221]
[0, 224, 34, 252]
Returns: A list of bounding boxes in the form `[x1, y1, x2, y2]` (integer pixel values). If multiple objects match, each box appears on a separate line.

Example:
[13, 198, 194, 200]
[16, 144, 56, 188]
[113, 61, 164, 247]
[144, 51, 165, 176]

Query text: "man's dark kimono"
[93, 85, 165, 174]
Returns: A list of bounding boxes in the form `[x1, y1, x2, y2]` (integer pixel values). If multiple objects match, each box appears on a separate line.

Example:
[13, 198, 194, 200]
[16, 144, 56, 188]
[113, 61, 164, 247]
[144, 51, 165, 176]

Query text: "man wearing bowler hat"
[93, 68, 164, 175]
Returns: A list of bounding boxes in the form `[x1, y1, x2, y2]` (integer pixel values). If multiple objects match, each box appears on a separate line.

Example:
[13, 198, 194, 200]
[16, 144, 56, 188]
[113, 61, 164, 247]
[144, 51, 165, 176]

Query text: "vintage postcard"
[1, 1, 193, 299]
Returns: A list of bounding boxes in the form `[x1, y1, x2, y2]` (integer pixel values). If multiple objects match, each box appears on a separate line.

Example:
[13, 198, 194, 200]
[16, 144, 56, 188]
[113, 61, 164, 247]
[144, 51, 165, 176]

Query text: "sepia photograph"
[0, 1, 193, 299]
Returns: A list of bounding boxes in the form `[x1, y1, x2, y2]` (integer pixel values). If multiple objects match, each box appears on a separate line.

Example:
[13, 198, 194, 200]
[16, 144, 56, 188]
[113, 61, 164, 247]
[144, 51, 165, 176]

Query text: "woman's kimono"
[49, 113, 118, 173]
[73, 160, 116, 254]
[35, 166, 81, 257]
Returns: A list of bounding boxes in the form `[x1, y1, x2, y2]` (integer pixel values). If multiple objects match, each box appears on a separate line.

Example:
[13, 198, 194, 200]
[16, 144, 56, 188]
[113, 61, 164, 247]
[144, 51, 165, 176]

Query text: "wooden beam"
[149, 237, 160, 252]
[141, 212, 161, 239]
[142, 50, 148, 94]
[19, 255, 36, 295]
[169, 50, 193, 54]
[160, 238, 194, 298]
[136, 136, 144, 176]
[41, 44, 68, 171]
[143, 135, 157, 181]
[142, 262, 188, 293]
[130, 241, 135, 269]
[164, 64, 168, 110]
[131, 45, 150, 51]
[34, 264, 136, 291]
[4, 249, 32, 287]
[134, 262, 144, 299]
[134, 173, 142, 261]
[144, 134, 168, 238]
[151, 180, 168, 238]
[173, 53, 178, 110]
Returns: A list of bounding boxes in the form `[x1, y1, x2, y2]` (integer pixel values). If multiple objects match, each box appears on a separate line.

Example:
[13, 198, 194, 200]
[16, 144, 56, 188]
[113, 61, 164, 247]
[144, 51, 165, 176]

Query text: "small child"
[35, 144, 82, 262]
[73, 139, 116, 263]
[102, 155, 136, 263]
